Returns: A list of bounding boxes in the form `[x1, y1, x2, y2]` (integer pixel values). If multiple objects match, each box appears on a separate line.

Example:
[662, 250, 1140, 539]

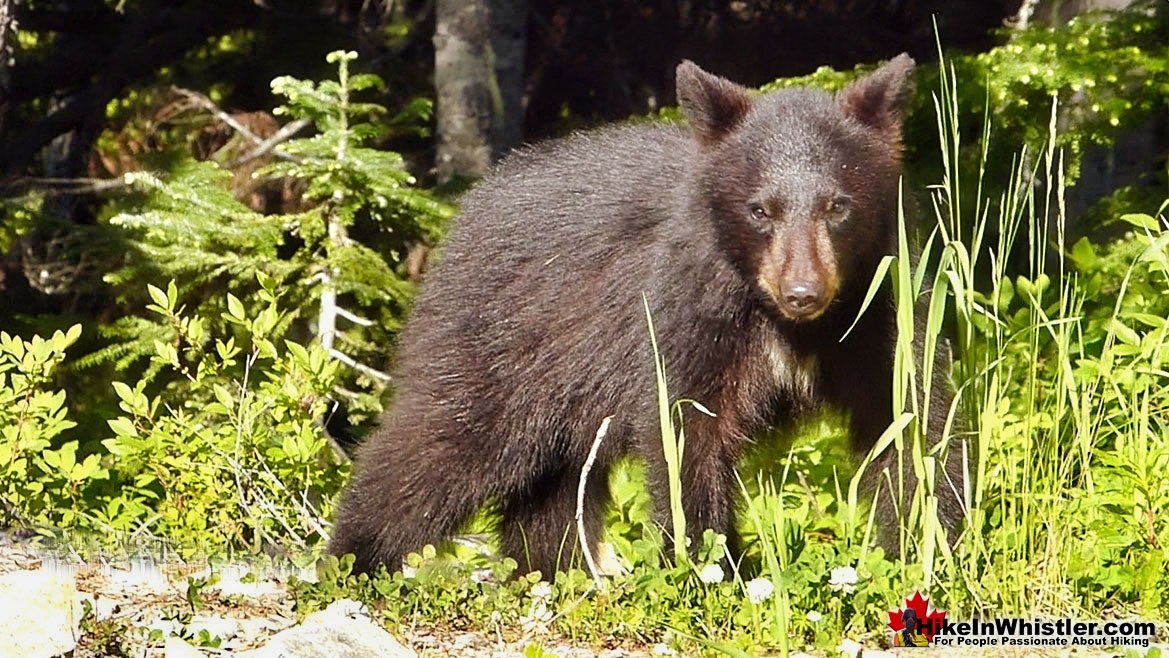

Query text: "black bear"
[330, 54, 965, 577]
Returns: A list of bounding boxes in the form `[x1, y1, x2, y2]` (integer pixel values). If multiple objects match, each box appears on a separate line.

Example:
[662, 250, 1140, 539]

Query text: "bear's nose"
[781, 282, 827, 319]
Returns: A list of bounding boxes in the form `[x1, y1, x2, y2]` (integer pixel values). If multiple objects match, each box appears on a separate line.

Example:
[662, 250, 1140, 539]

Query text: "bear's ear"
[677, 61, 752, 146]
[837, 53, 915, 138]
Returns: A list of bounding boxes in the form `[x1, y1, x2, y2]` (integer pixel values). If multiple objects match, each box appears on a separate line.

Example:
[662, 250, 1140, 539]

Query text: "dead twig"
[576, 416, 612, 591]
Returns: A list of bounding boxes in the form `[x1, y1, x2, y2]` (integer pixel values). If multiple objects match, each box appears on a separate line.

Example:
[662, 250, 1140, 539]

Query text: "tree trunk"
[433, 0, 527, 184]
[1026, 0, 1165, 232]
[0, 0, 15, 108]
[1032, 0, 1135, 25]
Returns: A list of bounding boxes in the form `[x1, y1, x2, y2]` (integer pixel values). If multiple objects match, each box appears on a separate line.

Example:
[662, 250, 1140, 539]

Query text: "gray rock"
[239, 598, 416, 658]
[0, 569, 83, 658]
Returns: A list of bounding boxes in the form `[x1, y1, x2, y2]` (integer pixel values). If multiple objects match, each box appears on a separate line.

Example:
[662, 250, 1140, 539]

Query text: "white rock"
[144, 617, 185, 638]
[187, 613, 241, 641]
[84, 592, 122, 621]
[323, 597, 370, 619]
[239, 598, 416, 658]
[202, 563, 282, 598]
[165, 635, 207, 658]
[838, 638, 863, 658]
[125, 556, 171, 590]
[0, 569, 83, 658]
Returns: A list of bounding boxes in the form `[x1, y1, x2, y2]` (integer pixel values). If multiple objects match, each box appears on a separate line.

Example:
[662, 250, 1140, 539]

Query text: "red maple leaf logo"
[887, 590, 947, 642]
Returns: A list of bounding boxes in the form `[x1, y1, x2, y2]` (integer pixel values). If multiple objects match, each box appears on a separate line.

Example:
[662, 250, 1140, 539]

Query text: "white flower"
[530, 581, 553, 600]
[807, 610, 823, 623]
[698, 563, 725, 584]
[828, 565, 858, 593]
[520, 599, 554, 634]
[745, 577, 774, 604]
[652, 643, 679, 656]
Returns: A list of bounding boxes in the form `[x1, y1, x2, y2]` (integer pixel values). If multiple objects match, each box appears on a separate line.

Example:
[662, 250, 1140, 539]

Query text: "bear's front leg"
[825, 305, 967, 550]
[644, 410, 745, 569]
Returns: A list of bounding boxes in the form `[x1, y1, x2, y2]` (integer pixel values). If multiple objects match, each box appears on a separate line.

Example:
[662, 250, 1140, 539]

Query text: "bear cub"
[330, 54, 966, 577]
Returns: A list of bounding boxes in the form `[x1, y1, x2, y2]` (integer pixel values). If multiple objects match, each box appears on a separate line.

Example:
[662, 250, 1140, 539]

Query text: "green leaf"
[1119, 212, 1159, 231]
[148, 284, 170, 310]
[842, 254, 895, 341]
[111, 381, 134, 404]
[108, 417, 139, 438]
[1069, 237, 1098, 269]
[256, 271, 276, 293]
[226, 293, 246, 322]
[1109, 318, 1141, 346]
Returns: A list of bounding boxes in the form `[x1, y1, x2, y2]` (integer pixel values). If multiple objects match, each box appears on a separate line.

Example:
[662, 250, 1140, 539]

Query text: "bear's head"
[677, 55, 915, 323]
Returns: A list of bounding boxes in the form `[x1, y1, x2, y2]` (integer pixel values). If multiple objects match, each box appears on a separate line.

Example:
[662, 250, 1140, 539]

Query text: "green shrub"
[0, 325, 87, 527]
[1, 280, 348, 552]
[95, 278, 348, 550]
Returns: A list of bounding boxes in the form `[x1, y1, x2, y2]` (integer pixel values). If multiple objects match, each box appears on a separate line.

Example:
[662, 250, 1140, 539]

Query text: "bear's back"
[445, 123, 689, 268]
[405, 121, 697, 346]
[387, 122, 705, 441]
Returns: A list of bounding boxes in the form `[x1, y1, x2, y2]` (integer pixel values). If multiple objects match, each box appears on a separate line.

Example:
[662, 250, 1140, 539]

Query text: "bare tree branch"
[336, 306, 375, 327]
[328, 348, 393, 383]
[229, 118, 311, 168]
[0, 176, 129, 198]
[0, 0, 16, 95]
[1004, 0, 1040, 29]
[172, 86, 264, 145]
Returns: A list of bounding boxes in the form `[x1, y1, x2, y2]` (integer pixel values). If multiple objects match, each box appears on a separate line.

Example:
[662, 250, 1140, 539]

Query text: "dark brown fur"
[329, 55, 965, 577]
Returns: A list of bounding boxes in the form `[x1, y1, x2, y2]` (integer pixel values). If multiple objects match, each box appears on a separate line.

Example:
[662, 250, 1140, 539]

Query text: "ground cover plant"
[3, 8, 1169, 654]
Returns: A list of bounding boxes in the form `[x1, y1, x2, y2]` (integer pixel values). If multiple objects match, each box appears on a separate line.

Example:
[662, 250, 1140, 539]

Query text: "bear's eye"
[748, 203, 769, 222]
[827, 195, 852, 218]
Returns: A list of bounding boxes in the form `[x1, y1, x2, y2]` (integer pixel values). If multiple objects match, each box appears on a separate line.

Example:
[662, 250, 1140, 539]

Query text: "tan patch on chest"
[762, 333, 818, 400]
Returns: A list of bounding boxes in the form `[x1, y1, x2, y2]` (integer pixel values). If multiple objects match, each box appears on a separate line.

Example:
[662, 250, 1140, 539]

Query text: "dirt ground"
[0, 535, 1155, 658]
